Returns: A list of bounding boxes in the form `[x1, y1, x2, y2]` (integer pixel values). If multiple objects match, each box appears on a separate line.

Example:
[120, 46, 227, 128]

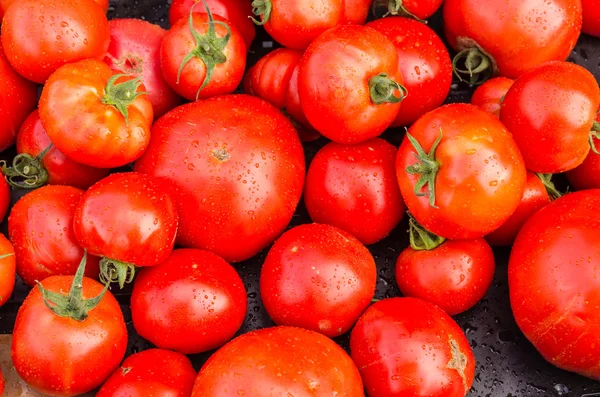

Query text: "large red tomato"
[8, 185, 100, 287]
[509, 190, 600, 379]
[582, 0, 600, 36]
[1, 0, 110, 84]
[351, 297, 475, 397]
[299, 25, 405, 143]
[396, 103, 527, 240]
[192, 326, 364, 396]
[0, 233, 15, 308]
[444, 0, 582, 82]
[470, 77, 514, 118]
[567, 112, 600, 190]
[105, 19, 182, 118]
[373, 0, 444, 20]
[367, 17, 451, 127]
[134, 95, 305, 263]
[501, 61, 600, 173]
[305, 138, 405, 244]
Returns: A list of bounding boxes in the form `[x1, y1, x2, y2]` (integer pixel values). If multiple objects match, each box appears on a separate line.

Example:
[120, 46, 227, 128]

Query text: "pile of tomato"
[0, 0, 599, 395]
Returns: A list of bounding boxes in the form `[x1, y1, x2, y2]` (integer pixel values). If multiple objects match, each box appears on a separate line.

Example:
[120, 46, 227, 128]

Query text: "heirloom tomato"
[0, 233, 15, 308]
[470, 77, 514, 118]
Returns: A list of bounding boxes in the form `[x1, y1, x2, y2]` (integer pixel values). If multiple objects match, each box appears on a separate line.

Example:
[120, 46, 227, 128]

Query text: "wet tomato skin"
[470, 77, 514, 118]
[0, 234, 16, 308]
[582, 0, 600, 37]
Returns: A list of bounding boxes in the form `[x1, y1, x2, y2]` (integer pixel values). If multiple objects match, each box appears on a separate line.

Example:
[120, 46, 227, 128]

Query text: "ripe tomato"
[470, 77, 514, 118]
[1, 0, 110, 84]
[396, 103, 527, 240]
[367, 17, 452, 127]
[582, 0, 600, 36]
[0, 233, 15, 307]
[501, 61, 600, 173]
[299, 25, 405, 144]
[134, 95, 305, 263]
[0, 176, 9, 223]
[97, 349, 197, 397]
[12, 255, 128, 396]
[509, 190, 600, 379]
[373, 0, 444, 23]
[305, 138, 405, 244]
[8, 185, 100, 287]
[192, 326, 364, 396]
[160, 8, 246, 101]
[567, 112, 600, 190]
[0, 0, 110, 16]
[105, 19, 182, 118]
[444, 0, 582, 82]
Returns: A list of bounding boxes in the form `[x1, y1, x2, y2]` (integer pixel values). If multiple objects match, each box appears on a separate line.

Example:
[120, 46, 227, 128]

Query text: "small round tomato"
[567, 112, 600, 190]
[0, 233, 15, 308]
[192, 326, 364, 396]
[131, 249, 247, 354]
[0, 176, 9, 223]
[501, 61, 600, 173]
[583, 0, 600, 37]
[9, 185, 100, 287]
[396, 103, 527, 240]
[509, 190, 600, 379]
[105, 19, 182, 118]
[305, 138, 405, 244]
[260, 224, 376, 337]
[97, 349, 197, 397]
[1, 0, 110, 84]
[299, 25, 405, 144]
[367, 16, 452, 127]
[471, 77, 514, 118]
[373, 0, 444, 21]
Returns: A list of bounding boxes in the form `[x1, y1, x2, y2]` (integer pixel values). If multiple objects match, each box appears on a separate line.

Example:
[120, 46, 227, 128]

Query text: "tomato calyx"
[99, 257, 136, 289]
[101, 74, 147, 123]
[250, 0, 272, 26]
[405, 129, 442, 207]
[452, 47, 493, 86]
[535, 173, 563, 201]
[1, 144, 52, 189]
[408, 214, 445, 250]
[372, 0, 426, 22]
[36, 252, 109, 322]
[589, 121, 600, 155]
[369, 73, 408, 105]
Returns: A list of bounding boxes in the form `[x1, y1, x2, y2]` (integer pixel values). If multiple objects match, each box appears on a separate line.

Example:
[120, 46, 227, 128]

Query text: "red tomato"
[396, 103, 527, 240]
[0, 176, 9, 223]
[8, 185, 100, 287]
[192, 326, 364, 396]
[501, 61, 600, 173]
[567, 112, 600, 190]
[583, 0, 600, 36]
[105, 19, 182, 118]
[373, 0, 444, 22]
[12, 255, 128, 396]
[97, 349, 197, 397]
[169, 0, 256, 49]
[0, 0, 110, 19]
[131, 249, 247, 354]
[305, 138, 405, 244]
[509, 190, 600, 379]
[0, 233, 15, 307]
[160, 9, 246, 101]
[470, 77, 514, 118]
[367, 17, 452, 127]
[444, 0, 582, 82]
[134, 95, 305, 263]
[1, 0, 110, 84]
[39, 59, 153, 169]
[299, 25, 405, 144]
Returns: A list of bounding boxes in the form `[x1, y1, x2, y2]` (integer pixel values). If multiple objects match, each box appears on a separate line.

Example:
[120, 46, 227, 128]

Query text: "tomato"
[470, 77, 514, 118]
[582, 0, 600, 36]
[105, 19, 182, 118]
[351, 297, 475, 396]
[501, 61, 600, 173]
[367, 17, 452, 127]
[160, 7, 246, 101]
[12, 255, 128, 396]
[304, 138, 405, 245]
[169, 0, 256, 49]
[97, 349, 197, 397]
[39, 59, 153, 169]
[134, 95, 305, 263]
[299, 25, 405, 144]
[567, 112, 600, 190]
[0, 0, 109, 23]
[192, 326, 364, 396]
[0, 176, 9, 223]
[509, 190, 600, 379]
[0, 233, 15, 307]
[373, 0, 444, 21]
[396, 103, 527, 240]
[444, 0, 582, 82]
[1, 0, 110, 84]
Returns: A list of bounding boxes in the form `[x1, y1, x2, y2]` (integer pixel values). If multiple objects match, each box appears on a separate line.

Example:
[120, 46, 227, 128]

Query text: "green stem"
[535, 173, 563, 201]
[250, 0, 272, 25]
[589, 122, 600, 155]
[99, 257, 136, 289]
[452, 48, 493, 86]
[372, 0, 426, 22]
[1, 144, 52, 189]
[369, 73, 408, 105]
[405, 129, 443, 208]
[408, 214, 445, 251]
[101, 74, 147, 123]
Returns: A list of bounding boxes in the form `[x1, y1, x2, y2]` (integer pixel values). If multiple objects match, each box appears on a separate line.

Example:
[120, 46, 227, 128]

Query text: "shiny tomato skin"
[486, 171, 551, 246]
[443, 0, 582, 79]
[305, 139, 405, 245]
[8, 186, 100, 287]
[16, 110, 109, 189]
[105, 19, 182, 118]
[351, 297, 475, 397]
[97, 349, 197, 397]
[567, 112, 600, 190]
[0, 233, 15, 308]
[471, 77, 514, 118]
[583, 0, 600, 36]
[396, 103, 527, 240]
[12, 275, 128, 396]
[1, 0, 110, 84]
[509, 190, 600, 379]
[299, 25, 403, 144]
[192, 326, 364, 396]
[134, 95, 305, 263]
[0, 176, 9, 223]
[501, 61, 600, 173]
[367, 17, 452, 127]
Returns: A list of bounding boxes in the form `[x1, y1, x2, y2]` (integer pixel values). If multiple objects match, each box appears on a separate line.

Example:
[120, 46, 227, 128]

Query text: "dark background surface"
[1, 1, 600, 396]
